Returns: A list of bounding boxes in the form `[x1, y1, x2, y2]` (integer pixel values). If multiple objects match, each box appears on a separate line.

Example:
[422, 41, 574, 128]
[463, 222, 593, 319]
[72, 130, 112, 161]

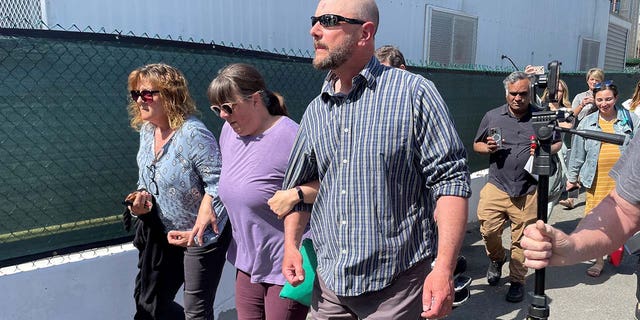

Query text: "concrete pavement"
[449, 192, 638, 319]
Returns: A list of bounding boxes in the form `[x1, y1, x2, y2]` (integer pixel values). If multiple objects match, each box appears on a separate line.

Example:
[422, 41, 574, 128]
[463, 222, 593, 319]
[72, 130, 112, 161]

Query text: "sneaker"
[454, 255, 467, 277]
[452, 286, 470, 308]
[506, 281, 524, 303]
[454, 275, 472, 292]
[486, 257, 504, 286]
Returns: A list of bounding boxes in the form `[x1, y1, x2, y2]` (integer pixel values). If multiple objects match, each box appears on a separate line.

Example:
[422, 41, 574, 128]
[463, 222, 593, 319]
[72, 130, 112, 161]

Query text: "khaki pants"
[477, 182, 537, 283]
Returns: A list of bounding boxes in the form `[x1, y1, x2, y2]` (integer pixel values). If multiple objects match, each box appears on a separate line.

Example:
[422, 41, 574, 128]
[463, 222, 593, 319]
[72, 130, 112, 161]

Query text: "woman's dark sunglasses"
[311, 14, 365, 27]
[130, 90, 159, 103]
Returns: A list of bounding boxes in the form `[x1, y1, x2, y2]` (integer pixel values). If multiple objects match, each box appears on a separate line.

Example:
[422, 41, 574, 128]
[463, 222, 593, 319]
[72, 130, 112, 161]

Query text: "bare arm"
[572, 103, 585, 117]
[433, 195, 468, 274]
[167, 194, 217, 247]
[523, 189, 640, 268]
[550, 140, 563, 154]
[268, 180, 319, 219]
[572, 94, 594, 117]
[569, 189, 640, 261]
[282, 210, 311, 286]
[473, 135, 498, 155]
[189, 193, 218, 246]
[421, 195, 468, 319]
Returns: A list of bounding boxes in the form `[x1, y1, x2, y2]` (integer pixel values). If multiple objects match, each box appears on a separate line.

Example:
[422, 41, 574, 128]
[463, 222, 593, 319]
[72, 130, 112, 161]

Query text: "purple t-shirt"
[218, 116, 299, 285]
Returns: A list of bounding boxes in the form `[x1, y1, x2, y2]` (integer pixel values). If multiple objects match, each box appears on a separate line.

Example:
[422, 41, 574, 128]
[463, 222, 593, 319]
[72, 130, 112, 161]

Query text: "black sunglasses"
[311, 14, 366, 28]
[130, 90, 160, 103]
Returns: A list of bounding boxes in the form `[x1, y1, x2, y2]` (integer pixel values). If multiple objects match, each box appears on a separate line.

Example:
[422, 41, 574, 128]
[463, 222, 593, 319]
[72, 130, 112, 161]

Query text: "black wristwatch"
[295, 186, 304, 201]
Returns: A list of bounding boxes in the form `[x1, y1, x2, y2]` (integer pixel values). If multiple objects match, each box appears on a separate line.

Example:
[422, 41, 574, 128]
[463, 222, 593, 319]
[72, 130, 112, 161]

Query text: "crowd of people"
[121, 0, 640, 319]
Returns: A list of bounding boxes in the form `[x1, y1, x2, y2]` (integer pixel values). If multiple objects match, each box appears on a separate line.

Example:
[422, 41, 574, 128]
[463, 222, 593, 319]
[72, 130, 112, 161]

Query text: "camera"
[489, 127, 502, 147]
[554, 107, 574, 124]
[530, 60, 561, 107]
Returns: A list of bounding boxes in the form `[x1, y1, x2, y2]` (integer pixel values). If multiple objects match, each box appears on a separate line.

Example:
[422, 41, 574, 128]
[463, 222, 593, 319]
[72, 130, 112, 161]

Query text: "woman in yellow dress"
[566, 81, 639, 277]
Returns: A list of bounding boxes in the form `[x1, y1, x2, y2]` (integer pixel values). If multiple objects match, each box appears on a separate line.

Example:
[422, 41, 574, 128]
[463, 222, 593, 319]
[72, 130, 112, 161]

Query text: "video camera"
[529, 60, 574, 125]
[530, 61, 563, 108]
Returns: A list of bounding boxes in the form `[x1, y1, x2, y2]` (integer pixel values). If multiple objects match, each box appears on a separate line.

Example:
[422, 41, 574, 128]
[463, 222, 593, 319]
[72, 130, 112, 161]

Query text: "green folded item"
[279, 238, 317, 306]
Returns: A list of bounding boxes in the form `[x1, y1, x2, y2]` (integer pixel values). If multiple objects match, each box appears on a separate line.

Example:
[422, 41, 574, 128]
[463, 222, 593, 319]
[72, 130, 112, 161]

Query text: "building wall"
[40, 0, 613, 71]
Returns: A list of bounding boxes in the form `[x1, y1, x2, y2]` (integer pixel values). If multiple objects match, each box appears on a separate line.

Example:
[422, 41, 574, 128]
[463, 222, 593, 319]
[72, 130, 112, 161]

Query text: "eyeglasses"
[210, 92, 257, 116]
[210, 103, 235, 116]
[130, 90, 160, 103]
[146, 164, 159, 196]
[594, 80, 613, 89]
[508, 91, 529, 97]
[311, 14, 366, 28]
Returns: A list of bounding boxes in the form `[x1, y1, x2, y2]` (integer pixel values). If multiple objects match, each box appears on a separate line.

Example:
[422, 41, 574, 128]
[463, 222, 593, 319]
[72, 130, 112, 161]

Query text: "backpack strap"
[623, 108, 634, 138]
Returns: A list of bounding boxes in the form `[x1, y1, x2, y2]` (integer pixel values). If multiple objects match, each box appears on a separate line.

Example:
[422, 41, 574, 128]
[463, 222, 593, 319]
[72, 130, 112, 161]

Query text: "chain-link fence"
[0, 0, 41, 29]
[0, 26, 324, 267]
[1, 24, 639, 268]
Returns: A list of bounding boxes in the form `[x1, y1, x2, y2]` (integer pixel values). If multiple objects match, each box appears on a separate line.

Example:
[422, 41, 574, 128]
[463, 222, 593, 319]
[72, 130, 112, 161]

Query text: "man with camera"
[473, 71, 562, 302]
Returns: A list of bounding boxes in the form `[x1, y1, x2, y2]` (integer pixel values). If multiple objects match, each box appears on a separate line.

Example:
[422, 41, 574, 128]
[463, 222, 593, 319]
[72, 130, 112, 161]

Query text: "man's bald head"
[316, 0, 379, 35]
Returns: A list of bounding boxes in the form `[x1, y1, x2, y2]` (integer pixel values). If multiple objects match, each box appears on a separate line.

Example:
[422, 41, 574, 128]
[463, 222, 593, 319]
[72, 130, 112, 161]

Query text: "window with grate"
[579, 38, 600, 71]
[0, 0, 42, 29]
[426, 7, 477, 65]
[610, 0, 632, 19]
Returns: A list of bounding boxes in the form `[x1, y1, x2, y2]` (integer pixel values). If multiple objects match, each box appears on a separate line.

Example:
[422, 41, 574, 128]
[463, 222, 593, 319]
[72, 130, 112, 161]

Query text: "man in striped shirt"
[280, 0, 471, 319]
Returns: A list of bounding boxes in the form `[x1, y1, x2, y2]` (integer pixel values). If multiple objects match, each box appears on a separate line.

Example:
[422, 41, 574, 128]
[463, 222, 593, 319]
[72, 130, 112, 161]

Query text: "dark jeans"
[183, 225, 232, 320]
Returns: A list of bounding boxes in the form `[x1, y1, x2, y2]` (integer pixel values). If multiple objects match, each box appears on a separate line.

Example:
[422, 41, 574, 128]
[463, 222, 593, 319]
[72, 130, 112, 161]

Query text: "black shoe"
[454, 275, 472, 292]
[486, 258, 504, 286]
[506, 281, 524, 303]
[453, 286, 470, 308]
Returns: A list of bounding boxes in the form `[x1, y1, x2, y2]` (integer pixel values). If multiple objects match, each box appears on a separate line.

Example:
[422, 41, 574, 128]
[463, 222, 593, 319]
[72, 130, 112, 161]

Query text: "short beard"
[313, 34, 358, 70]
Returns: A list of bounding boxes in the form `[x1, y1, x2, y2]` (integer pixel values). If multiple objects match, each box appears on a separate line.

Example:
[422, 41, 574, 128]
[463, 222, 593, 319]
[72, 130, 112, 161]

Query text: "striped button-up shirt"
[283, 57, 471, 296]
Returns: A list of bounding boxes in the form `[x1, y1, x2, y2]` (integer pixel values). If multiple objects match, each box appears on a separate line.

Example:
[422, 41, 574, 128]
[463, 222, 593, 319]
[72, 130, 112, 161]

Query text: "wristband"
[295, 186, 304, 201]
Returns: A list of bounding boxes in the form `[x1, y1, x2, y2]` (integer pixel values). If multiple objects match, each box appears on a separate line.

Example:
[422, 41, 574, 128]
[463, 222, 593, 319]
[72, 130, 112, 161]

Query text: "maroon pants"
[234, 270, 309, 320]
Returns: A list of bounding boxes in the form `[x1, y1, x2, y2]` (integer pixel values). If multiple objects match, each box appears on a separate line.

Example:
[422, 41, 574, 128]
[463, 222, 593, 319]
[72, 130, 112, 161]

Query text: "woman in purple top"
[207, 63, 309, 320]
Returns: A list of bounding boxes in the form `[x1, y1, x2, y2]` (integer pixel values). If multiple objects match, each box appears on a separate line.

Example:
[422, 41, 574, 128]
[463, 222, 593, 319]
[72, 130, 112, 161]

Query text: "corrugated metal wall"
[605, 23, 628, 70]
